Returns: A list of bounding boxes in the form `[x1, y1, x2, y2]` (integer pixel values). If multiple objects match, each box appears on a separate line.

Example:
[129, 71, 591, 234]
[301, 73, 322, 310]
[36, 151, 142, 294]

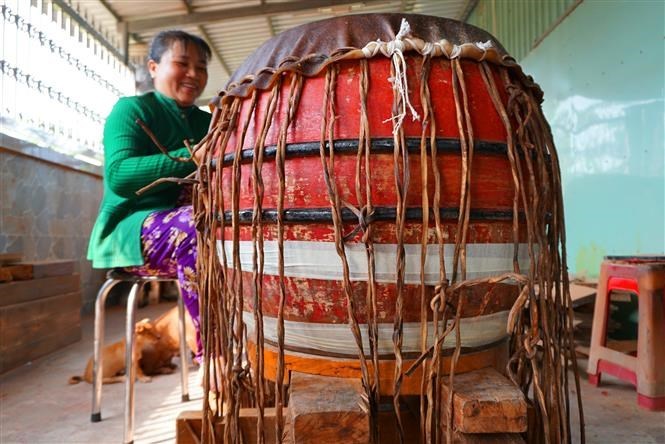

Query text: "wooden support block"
[176, 411, 204, 444]
[176, 408, 281, 443]
[440, 367, 527, 434]
[289, 372, 369, 444]
[239, 407, 280, 443]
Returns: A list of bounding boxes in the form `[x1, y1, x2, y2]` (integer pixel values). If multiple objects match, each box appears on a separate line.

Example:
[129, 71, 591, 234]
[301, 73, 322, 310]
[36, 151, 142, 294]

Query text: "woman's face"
[148, 41, 208, 107]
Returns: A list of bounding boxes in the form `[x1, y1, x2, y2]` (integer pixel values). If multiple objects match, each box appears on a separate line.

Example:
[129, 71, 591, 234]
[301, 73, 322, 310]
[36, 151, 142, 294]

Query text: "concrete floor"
[1, 302, 664, 443]
[0, 302, 204, 444]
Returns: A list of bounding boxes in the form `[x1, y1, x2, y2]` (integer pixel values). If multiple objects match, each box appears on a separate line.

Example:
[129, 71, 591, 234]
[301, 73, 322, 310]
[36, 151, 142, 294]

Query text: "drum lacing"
[342, 203, 376, 242]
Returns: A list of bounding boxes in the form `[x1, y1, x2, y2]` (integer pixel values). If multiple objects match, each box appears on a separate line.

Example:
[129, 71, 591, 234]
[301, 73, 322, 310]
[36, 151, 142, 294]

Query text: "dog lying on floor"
[68, 306, 197, 385]
[68, 319, 161, 384]
[139, 305, 197, 375]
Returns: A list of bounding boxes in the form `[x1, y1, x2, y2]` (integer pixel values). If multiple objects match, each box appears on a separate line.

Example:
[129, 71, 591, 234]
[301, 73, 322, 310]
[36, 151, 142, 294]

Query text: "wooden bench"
[0, 257, 80, 374]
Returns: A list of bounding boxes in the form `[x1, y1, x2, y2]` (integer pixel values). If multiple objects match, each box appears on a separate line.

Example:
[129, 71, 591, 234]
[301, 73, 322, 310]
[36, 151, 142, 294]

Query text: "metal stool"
[90, 269, 191, 444]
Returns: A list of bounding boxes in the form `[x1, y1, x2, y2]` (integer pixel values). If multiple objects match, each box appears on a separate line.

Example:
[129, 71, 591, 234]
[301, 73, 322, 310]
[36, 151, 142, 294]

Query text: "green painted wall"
[467, 0, 665, 278]
[522, 0, 664, 277]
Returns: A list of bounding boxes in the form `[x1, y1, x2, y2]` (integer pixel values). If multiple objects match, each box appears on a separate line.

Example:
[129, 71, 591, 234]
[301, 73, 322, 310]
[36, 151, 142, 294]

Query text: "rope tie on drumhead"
[476, 41, 490, 62]
[384, 18, 420, 134]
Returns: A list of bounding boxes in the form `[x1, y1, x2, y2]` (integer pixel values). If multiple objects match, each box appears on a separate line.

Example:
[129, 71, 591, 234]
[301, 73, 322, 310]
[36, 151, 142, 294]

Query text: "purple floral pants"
[125, 205, 202, 362]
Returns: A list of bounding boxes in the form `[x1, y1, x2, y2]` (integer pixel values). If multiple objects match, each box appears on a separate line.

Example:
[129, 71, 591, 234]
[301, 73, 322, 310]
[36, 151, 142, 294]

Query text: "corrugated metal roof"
[65, 0, 474, 104]
[466, 0, 580, 61]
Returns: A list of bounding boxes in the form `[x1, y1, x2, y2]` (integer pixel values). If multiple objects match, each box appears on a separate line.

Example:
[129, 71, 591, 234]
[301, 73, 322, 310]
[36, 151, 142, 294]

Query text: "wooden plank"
[289, 372, 369, 444]
[0, 274, 79, 306]
[453, 431, 525, 443]
[569, 283, 596, 308]
[575, 345, 590, 357]
[0, 264, 33, 281]
[0, 253, 22, 265]
[0, 325, 80, 373]
[440, 367, 527, 434]
[0, 304, 80, 353]
[0, 292, 81, 349]
[0, 260, 77, 282]
[29, 260, 77, 278]
[0, 313, 81, 357]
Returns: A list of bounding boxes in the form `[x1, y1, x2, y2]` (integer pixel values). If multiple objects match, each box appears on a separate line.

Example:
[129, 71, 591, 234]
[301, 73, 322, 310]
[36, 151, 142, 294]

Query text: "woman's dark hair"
[148, 30, 212, 63]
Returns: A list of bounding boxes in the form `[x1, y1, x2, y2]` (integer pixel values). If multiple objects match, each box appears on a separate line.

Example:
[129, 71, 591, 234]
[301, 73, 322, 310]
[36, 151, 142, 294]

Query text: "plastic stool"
[90, 269, 191, 444]
[587, 256, 665, 411]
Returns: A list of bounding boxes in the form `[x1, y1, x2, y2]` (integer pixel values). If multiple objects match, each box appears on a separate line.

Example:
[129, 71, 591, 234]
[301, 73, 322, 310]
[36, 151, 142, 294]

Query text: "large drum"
[209, 14, 534, 395]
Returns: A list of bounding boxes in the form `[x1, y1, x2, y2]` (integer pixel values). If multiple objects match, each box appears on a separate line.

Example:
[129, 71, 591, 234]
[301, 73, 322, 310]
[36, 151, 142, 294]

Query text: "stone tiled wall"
[0, 149, 106, 313]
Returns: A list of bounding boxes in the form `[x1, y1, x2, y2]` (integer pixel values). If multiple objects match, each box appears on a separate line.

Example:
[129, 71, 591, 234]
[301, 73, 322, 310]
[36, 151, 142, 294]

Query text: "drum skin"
[215, 56, 526, 394]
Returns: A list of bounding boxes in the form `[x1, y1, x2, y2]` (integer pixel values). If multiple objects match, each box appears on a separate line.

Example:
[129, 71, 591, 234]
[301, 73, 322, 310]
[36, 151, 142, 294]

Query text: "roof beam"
[460, 0, 479, 22]
[126, 0, 385, 33]
[261, 0, 277, 37]
[180, 0, 231, 77]
[98, 0, 145, 47]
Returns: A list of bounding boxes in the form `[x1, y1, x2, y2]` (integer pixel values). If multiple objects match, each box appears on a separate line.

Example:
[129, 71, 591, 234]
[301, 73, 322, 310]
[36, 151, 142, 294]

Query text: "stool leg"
[636, 285, 665, 410]
[124, 282, 142, 444]
[91, 278, 121, 423]
[177, 284, 190, 402]
[588, 262, 610, 385]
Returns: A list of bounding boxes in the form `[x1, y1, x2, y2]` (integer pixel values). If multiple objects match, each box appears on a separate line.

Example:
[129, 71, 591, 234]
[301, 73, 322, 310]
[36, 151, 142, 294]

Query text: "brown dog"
[138, 306, 197, 375]
[68, 319, 161, 384]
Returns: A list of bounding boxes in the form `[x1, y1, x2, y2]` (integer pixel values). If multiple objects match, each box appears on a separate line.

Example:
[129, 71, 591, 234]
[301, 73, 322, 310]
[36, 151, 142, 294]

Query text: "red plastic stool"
[587, 256, 665, 410]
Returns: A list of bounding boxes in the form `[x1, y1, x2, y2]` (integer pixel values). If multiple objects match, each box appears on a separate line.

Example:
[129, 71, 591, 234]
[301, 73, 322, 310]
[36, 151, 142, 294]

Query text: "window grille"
[1, 0, 134, 165]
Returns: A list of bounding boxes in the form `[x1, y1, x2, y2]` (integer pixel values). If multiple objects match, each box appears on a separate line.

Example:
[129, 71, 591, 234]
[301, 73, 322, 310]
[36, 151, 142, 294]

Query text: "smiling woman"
[87, 30, 212, 365]
[148, 33, 210, 107]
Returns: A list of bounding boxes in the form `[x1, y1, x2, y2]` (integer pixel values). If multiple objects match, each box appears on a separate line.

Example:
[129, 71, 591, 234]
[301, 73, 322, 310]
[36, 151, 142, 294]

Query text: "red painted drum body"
[214, 44, 529, 394]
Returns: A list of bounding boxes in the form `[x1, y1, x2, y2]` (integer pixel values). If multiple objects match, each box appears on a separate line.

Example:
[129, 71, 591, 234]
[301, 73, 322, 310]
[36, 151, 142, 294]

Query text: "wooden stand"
[0, 259, 80, 374]
[176, 366, 528, 443]
[441, 367, 527, 434]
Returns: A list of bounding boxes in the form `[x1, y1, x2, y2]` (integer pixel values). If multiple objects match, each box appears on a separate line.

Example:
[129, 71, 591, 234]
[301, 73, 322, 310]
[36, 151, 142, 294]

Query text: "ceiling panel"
[70, 0, 472, 104]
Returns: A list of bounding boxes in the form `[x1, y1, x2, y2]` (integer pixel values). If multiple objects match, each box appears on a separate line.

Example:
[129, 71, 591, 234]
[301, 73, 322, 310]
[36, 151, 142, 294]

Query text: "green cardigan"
[87, 91, 211, 269]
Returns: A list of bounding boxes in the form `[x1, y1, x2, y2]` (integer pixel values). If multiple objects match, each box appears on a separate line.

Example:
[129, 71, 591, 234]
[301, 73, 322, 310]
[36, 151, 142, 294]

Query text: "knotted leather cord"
[275, 73, 304, 442]
[228, 94, 248, 441]
[243, 79, 283, 443]
[357, 58, 381, 444]
[195, 102, 234, 443]
[318, 64, 374, 422]
[186, 36, 584, 444]
[417, 55, 432, 444]
[424, 58, 448, 444]
[390, 56, 409, 443]
[245, 88, 266, 444]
